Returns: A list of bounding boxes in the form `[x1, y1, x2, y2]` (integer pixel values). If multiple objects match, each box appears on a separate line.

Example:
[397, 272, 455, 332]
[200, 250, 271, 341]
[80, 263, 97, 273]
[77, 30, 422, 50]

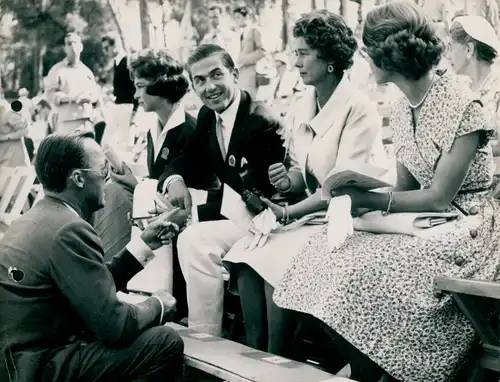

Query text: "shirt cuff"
[164, 175, 184, 193]
[126, 236, 155, 267]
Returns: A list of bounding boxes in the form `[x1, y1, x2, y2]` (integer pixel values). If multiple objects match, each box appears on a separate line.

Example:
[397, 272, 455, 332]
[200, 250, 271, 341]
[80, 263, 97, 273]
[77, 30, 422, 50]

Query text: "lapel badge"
[161, 147, 170, 160]
[228, 155, 236, 167]
[241, 157, 248, 168]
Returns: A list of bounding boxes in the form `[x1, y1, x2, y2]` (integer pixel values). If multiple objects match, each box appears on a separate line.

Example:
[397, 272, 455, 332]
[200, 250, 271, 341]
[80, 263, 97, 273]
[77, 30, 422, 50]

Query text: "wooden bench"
[117, 292, 351, 382]
[434, 276, 500, 381]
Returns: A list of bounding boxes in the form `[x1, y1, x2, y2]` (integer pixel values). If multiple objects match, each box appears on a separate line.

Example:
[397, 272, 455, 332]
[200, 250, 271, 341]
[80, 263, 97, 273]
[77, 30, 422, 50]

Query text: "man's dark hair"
[233, 5, 250, 17]
[186, 44, 235, 77]
[101, 35, 116, 46]
[35, 131, 94, 193]
[208, 4, 223, 13]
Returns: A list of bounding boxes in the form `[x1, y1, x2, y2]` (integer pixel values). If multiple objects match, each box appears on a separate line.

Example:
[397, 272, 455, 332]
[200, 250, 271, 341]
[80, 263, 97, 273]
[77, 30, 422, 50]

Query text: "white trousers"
[127, 179, 173, 293]
[177, 219, 246, 336]
[126, 180, 212, 296]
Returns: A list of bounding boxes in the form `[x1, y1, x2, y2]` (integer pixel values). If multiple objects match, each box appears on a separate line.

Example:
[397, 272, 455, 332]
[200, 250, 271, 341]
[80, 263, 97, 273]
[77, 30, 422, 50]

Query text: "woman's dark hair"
[128, 48, 189, 103]
[449, 21, 498, 64]
[293, 9, 357, 76]
[35, 132, 94, 193]
[362, 0, 443, 80]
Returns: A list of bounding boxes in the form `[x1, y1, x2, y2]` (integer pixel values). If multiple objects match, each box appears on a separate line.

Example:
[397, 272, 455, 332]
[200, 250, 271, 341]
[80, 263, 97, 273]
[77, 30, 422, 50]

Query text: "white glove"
[327, 195, 354, 251]
[243, 208, 279, 251]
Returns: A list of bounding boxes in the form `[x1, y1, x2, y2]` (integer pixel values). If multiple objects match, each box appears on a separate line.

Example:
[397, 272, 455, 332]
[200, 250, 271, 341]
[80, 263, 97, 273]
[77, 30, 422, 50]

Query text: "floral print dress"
[273, 71, 500, 381]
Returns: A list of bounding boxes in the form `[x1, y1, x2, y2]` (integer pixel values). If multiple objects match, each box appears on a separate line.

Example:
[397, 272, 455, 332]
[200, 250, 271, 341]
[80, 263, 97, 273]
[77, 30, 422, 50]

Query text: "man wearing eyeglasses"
[0, 132, 184, 382]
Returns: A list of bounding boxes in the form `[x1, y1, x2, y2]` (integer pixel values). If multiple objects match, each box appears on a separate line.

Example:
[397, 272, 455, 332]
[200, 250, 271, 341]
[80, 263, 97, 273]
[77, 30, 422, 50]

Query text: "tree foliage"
[0, 0, 112, 95]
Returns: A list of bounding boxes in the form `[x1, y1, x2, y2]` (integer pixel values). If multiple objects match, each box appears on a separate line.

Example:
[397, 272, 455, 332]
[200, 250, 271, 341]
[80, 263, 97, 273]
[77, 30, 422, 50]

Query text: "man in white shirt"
[201, 4, 240, 60]
[161, 44, 285, 336]
[45, 32, 102, 136]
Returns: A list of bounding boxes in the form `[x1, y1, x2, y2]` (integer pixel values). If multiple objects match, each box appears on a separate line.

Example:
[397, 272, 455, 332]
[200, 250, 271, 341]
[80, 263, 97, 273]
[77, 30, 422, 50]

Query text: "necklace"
[408, 73, 435, 109]
[316, 97, 322, 112]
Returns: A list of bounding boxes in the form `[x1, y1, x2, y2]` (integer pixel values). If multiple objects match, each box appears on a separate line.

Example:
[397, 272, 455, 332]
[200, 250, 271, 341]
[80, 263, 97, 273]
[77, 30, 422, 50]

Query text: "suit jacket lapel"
[146, 132, 154, 176]
[226, 90, 251, 164]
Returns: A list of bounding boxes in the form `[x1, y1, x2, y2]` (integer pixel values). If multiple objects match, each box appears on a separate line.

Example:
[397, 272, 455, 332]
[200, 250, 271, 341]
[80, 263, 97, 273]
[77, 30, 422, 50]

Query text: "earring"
[327, 64, 334, 73]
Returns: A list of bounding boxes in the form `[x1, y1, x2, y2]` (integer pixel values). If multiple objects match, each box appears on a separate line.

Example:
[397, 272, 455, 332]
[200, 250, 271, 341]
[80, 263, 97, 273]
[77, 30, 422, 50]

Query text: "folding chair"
[0, 166, 37, 226]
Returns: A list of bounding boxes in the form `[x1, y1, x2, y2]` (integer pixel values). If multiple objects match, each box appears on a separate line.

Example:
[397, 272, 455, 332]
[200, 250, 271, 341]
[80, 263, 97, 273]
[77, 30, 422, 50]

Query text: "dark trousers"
[42, 326, 184, 382]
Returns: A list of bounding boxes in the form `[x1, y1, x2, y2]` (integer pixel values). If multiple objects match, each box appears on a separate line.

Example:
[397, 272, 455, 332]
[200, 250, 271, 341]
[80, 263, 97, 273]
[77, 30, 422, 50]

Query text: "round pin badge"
[161, 147, 170, 160]
[228, 155, 236, 167]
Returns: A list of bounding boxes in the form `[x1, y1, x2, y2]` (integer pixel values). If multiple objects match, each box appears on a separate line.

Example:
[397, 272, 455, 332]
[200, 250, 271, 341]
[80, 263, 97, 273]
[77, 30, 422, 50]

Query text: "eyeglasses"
[78, 160, 111, 181]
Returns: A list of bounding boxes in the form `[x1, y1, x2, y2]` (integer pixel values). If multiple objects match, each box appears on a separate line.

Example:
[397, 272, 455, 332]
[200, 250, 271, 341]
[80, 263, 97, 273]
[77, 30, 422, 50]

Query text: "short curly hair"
[128, 48, 189, 103]
[362, 1, 443, 81]
[293, 9, 357, 76]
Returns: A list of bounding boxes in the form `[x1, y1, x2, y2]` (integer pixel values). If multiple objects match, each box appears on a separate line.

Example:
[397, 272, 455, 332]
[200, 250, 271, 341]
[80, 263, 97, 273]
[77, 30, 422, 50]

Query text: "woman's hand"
[260, 197, 284, 221]
[268, 163, 291, 191]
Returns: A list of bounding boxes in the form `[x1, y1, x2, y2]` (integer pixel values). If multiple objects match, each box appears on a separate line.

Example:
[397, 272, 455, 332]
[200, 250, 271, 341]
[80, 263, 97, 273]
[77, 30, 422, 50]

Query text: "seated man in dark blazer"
[163, 44, 286, 336]
[0, 132, 183, 382]
[92, 48, 197, 259]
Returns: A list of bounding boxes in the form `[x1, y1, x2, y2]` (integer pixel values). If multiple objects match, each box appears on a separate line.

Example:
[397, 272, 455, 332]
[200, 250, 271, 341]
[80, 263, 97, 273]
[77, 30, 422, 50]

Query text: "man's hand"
[268, 163, 291, 192]
[167, 180, 192, 215]
[153, 290, 177, 324]
[140, 208, 181, 250]
[110, 162, 138, 192]
[148, 204, 188, 230]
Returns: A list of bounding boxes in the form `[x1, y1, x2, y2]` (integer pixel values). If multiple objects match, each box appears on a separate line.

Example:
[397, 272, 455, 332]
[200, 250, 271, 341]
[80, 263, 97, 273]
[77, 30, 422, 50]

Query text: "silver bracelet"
[382, 190, 393, 216]
[151, 295, 164, 326]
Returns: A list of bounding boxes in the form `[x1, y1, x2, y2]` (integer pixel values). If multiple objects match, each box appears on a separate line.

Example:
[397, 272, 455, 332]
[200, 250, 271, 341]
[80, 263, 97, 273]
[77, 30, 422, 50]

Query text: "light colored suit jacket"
[286, 76, 389, 193]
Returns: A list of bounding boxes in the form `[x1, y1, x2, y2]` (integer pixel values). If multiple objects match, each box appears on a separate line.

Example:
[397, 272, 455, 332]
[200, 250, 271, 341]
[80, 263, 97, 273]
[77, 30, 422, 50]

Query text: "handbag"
[353, 210, 461, 237]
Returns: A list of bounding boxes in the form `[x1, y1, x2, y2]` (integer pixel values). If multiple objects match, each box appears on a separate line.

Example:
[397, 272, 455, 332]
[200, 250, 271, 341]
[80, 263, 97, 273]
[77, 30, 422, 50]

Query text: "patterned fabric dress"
[273, 71, 500, 381]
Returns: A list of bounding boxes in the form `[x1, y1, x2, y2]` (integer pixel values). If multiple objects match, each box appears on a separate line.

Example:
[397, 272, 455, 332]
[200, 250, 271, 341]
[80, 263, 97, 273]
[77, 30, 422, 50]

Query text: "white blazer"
[286, 76, 389, 193]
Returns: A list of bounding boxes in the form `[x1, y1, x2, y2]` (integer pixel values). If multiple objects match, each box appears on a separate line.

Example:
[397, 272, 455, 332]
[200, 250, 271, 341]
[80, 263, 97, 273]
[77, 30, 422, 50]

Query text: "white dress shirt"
[150, 103, 186, 160]
[215, 90, 241, 154]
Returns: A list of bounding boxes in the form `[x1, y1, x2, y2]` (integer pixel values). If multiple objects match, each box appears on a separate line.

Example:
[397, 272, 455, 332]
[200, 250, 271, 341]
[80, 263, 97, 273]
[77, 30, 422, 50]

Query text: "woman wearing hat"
[448, 15, 500, 189]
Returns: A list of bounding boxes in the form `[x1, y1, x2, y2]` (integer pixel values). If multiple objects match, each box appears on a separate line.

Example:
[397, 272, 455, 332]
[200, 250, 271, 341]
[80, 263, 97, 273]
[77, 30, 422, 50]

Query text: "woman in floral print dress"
[272, 2, 500, 381]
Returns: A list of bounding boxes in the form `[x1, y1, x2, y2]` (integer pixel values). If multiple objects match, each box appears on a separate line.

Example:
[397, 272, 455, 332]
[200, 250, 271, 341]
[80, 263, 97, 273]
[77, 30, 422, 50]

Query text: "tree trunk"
[311, 0, 317, 10]
[339, 0, 347, 16]
[139, 0, 150, 49]
[281, 0, 289, 51]
[160, 0, 168, 48]
[105, 0, 128, 52]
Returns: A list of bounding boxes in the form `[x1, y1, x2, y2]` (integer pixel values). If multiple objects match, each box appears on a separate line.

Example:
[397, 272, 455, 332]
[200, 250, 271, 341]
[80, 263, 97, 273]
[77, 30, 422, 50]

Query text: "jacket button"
[433, 290, 444, 298]
[454, 256, 466, 266]
[469, 206, 479, 215]
[470, 229, 478, 239]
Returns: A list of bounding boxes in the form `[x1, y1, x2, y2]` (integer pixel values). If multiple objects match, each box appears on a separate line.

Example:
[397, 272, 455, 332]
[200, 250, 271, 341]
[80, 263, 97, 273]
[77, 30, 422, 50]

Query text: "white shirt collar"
[216, 90, 241, 131]
[62, 201, 80, 217]
[150, 103, 186, 159]
[115, 52, 126, 66]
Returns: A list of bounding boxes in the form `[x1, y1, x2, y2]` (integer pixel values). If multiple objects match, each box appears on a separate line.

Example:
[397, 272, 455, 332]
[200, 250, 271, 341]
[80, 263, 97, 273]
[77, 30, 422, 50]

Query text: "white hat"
[453, 16, 500, 53]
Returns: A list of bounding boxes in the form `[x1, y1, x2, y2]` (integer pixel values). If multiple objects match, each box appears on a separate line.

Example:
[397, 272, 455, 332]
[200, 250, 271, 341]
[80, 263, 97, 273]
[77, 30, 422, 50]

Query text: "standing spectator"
[201, 4, 239, 59]
[0, 99, 30, 167]
[102, 34, 140, 146]
[232, 4, 265, 97]
[45, 32, 102, 137]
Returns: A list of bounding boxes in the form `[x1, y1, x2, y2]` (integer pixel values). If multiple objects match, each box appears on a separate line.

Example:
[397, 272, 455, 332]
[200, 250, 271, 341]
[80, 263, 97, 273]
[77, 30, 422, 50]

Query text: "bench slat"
[166, 322, 351, 382]
[434, 276, 500, 300]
